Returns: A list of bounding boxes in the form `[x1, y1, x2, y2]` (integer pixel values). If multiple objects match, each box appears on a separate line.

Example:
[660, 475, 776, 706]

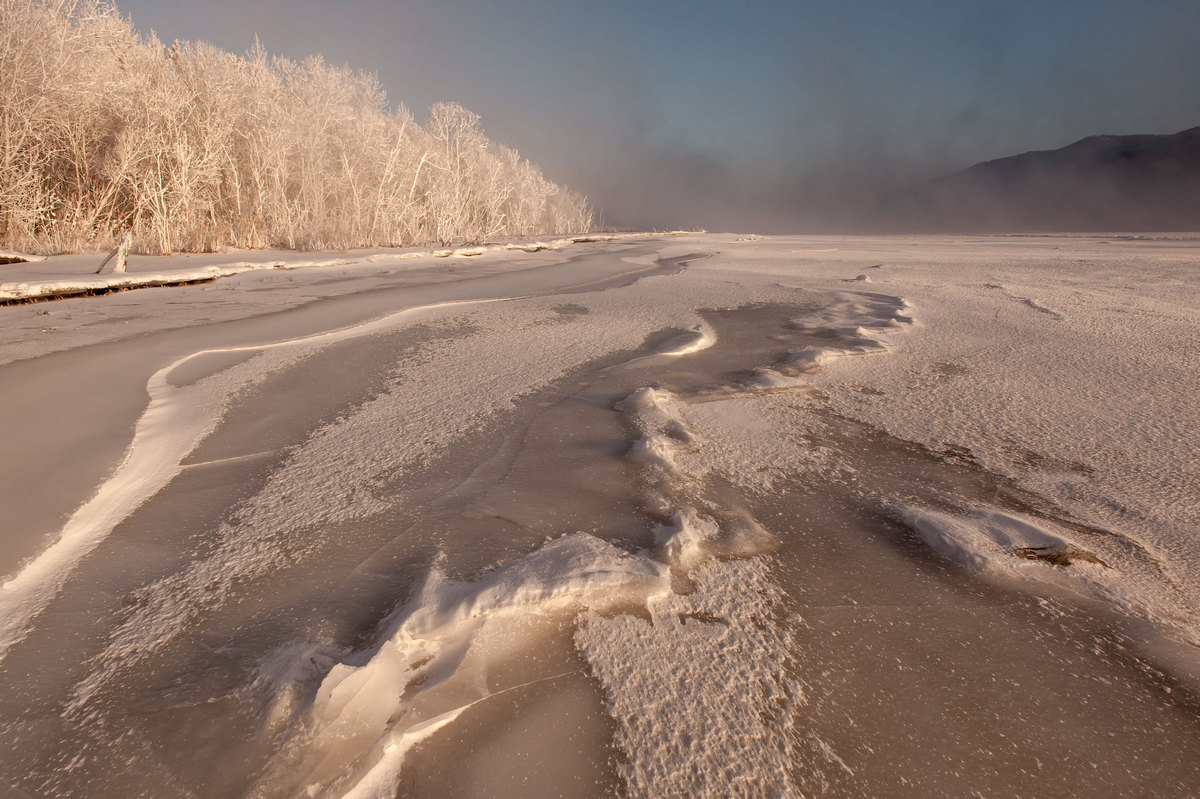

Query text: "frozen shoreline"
[0, 236, 626, 305]
[2, 232, 1199, 797]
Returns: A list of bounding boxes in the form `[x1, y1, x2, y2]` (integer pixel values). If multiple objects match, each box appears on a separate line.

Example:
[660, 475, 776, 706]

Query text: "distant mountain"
[883, 126, 1200, 232]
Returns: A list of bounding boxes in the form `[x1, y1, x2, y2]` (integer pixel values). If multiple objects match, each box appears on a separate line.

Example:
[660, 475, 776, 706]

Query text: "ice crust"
[260, 525, 795, 799]
[771, 235, 1200, 642]
[57, 253, 764, 727]
[62, 293, 655, 705]
[584, 385, 797, 798]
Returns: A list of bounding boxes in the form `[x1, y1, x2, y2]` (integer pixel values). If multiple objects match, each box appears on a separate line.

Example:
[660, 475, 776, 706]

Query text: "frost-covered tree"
[0, 0, 593, 254]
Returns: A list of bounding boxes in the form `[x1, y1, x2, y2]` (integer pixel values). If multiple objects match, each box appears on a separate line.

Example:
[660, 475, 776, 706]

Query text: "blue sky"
[117, 0, 1200, 230]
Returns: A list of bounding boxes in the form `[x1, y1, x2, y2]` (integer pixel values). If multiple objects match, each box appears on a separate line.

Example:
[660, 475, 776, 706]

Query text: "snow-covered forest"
[0, 0, 594, 255]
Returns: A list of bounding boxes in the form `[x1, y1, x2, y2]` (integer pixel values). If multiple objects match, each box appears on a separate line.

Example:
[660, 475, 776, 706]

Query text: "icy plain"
[1, 233, 1199, 797]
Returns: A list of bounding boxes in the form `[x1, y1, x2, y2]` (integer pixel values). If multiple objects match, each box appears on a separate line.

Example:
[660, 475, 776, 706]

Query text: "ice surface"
[0, 295, 518, 662]
[3, 232, 1200, 797]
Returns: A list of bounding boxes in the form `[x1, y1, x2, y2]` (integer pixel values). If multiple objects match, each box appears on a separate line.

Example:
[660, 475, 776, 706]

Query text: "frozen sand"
[2, 233, 1199, 797]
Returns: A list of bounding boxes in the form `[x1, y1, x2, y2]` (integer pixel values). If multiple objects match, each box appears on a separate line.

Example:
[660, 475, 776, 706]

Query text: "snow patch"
[576, 557, 799, 799]
[895, 505, 1103, 572]
[0, 267, 232, 302]
[0, 235, 635, 304]
[746, 368, 809, 390]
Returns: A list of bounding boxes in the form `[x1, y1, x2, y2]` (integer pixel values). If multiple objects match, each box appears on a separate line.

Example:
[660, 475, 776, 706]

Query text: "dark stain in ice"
[1008, 445, 1095, 476]
[677, 611, 728, 626]
[931, 361, 969, 377]
[532, 303, 591, 328]
[937, 443, 979, 467]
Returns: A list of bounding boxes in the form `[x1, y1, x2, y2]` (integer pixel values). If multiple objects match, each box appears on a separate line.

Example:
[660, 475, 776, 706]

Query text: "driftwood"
[95, 231, 132, 274]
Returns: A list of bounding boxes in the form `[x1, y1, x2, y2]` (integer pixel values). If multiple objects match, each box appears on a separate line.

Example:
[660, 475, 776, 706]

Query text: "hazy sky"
[117, 0, 1200, 231]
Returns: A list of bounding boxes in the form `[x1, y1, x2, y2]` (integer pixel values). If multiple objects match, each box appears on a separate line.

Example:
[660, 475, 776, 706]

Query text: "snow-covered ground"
[722, 235, 1200, 621]
[2, 232, 1198, 797]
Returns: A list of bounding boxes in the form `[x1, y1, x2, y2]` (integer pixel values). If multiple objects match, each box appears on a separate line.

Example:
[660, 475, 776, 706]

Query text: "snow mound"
[892, 504, 1197, 641]
[654, 508, 720, 574]
[895, 505, 1107, 572]
[658, 323, 717, 357]
[0, 267, 232, 302]
[255, 533, 671, 798]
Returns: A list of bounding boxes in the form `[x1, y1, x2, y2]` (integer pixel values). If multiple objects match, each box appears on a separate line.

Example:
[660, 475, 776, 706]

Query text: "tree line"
[0, 0, 594, 255]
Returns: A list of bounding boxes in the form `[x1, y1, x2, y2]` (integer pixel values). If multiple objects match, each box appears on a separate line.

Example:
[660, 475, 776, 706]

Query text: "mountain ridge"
[882, 126, 1200, 232]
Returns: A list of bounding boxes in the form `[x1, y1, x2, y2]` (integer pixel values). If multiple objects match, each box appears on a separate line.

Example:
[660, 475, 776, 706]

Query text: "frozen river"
[2, 233, 1199, 797]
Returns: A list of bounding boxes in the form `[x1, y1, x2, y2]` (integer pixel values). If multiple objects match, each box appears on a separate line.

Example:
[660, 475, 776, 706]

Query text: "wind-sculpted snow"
[251, 533, 671, 798]
[58, 260, 725, 721]
[731, 293, 908, 392]
[657, 322, 718, 357]
[577, 385, 796, 798]
[99, 269, 894, 798]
